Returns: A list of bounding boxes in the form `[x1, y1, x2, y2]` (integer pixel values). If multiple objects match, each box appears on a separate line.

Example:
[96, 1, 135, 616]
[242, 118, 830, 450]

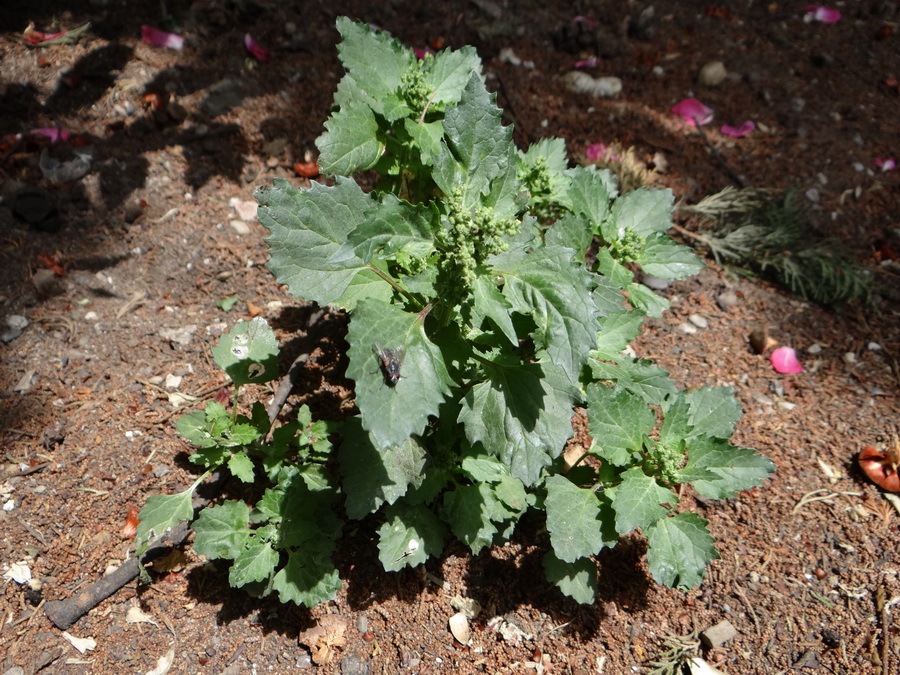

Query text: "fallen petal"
[875, 157, 896, 171]
[31, 128, 70, 143]
[574, 56, 600, 69]
[806, 5, 841, 23]
[413, 47, 435, 60]
[141, 25, 184, 50]
[720, 120, 755, 138]
[573, 15, 598, 28]
[672, 98, 713, 126]
[770, 346, 803, 374]
[244, 33, 270, 62]
[585, 142, 619, 162]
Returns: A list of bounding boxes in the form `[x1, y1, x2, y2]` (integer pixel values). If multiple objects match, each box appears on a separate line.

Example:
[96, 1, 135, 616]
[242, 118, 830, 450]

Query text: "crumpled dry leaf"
[126, 605, 159, 626]
[61, 631, 97, 653]
[151, 550, 189, 574]
[298, 614, 348, 665]
[145, 647, 175, 675]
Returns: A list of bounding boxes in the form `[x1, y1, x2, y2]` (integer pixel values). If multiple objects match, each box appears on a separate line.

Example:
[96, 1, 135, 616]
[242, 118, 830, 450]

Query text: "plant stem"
[367, 263, 421, 307]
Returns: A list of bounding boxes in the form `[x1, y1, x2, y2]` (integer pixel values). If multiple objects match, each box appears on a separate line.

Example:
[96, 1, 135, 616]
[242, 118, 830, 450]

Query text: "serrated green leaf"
[594, 248, 634, 288]
[638, 236, 705, 280]
[316, 102, 384, 175]
[519, 137, 571, 207]
[592, 309, 644, 361]
[589, 358, 677, 406]
[684, 437, 775, 499]
[542, 551, 597, 604]
[425, 45, 482, 106]
[657, 394, 692, 452]
[336, 193, 436, 263]
[258, 177, 383, 309]
[544, 475, 617, 563]
[227, 451, 255, 483]
[339, 419, 427, 519]
[609, 186, 674, 238]
[544, 214, 593, 259]
[272, 544, 342, 607]
[565, 166, 611, 237]
[211, 317, 279, 388]
[645, 512, 719, 589]
[492, 245, 599, 381]
[685, 386, 743, 440]
[592, 275, 627, 317]
[192, 500, 250, 560]
[459, 360, 577, 486]
[471, 274, 518, 346]
[494, 476, 529, 513]
[585, 384, 655, 466]
[334, 17, 413, 120]
[377, 503, 447, 571]
[443, 483, 500, 554]
[433, 74, 512, 208]
[346, 299, 452, 449]
[176, 409, 218, 448]
[403, 118, 444, 165]
[280, 479, 341, 549]
[626, 282, 670, 318]
[229, 536, 279, 588]
[610, 467, 677, 534]
[460, 454, 509, 483]
[136, 491, 196, 551]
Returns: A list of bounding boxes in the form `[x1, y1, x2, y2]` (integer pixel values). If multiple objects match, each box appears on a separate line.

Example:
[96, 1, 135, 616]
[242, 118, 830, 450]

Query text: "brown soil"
[2, 2, 899, 674]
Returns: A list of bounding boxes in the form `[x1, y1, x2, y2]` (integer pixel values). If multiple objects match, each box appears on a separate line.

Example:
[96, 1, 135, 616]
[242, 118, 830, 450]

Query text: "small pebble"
[678, 322, 697, 334]
[688, 314, 709, 329]
[807, 344, 823, 354]
[700, 619, 737, 648]
[805, 188, 820, 203]
[843, 352, 857, 364]
[867, 342, 882, 351]
[697, 60, 727, 87]
[778, 401, 797, 411]
[852, 162, 865, 172]
[229, 219, 251, 235]
[716, 290, 739, 309]
[769, 380, 785, 397]
[642, 274, 671, 290]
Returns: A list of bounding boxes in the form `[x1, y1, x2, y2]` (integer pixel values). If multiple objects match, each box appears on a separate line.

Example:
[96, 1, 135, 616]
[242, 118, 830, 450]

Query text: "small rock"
[230, 198, 257, 222]
[698, 60, 727, 86]
[448, 612, 471, 645]
[843, 352, 857, 364]
[642, 274, 671, 290]
[159, 325, 198, 346]
[769, 380, 785, 397]
[700, 619, 737, 648]
[688, 314, 709, 329]
[678, 322, 697, 334]
[229, 219, 251, 235]
[13, 370, 38, 394]
[562, 71, 622, 98]
[33, 268, 65, 298]
[716, 290, 739, 309]
[805, 188, 820, 203]
[1, 315, 28, 343]
[867, 342, 882, 351]
[807, 343, 823, 354]
[778, 401, 797, 410]
[750, 391, 774, 406]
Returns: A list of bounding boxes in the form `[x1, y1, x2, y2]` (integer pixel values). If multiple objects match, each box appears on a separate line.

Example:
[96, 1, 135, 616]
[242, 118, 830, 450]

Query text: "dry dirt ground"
[1, 1, 900, 674]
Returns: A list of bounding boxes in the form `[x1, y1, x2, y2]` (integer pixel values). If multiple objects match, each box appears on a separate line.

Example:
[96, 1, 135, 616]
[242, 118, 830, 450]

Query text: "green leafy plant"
[681, 186, 872, 305]
[138, 18, 774, 607]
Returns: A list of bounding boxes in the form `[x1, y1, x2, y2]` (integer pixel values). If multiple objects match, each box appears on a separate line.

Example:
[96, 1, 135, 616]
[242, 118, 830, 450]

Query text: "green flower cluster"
[401, 61, 432, 117]
[610, 227, 644, 263]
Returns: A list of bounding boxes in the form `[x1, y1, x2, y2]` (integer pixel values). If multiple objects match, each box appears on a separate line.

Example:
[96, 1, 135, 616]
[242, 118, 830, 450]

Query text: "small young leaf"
[544, 214, 593, 258]
[460, 454, 510, 483]
[442, 483, 500, 555]
[229, 535, 279, 587]
[346, 299, 452, 449]
[471, 274, 518, 346]
[136, 491, 195, 551]
[211, 317, 279, 388]
[192, 500, 251, 560]
[585, 384, 655, 466]
[227, 451, 255, 483]
[610, 467, 677, 534]
[626, 282, 670, 319]
[272, 545, 342, 607]
[645, 512, 719, 589]
[609, 186, 674, 238]
[316, 102, 384, 175]
[425, 45, 482, 106]
[544, 475, 618, 563]
[593, 248, 634, 288]
[684, 437, 775, 499]
[542, 551, 598, 604]
[565, 166, 611, 237]
[459, 360, 577, 486]
[377, 503, 447, 571]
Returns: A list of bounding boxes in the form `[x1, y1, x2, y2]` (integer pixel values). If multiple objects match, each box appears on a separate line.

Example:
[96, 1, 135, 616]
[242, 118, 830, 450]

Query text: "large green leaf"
[609, 186, 674, 238]
[646, 512, 719, 589]
[592, 309, 644, 361]
[542, 552, 597, 604]
[684, 386, 743, 440]
[458, 359, 577, 486]
[258, 178, 387, 309]
[589, 358, 677, 406]
[339, 420, 427, 519]
[229, 534, 279, 587]
[544, 475, 617, 563]
[585, 384, 655, 466]
[192, 500, 250, 560]
[335, 193, 436, 264]
[638, 235, 705, 280]
[425, 46, 482, 106]
[492, 245, 599, 381]
[136, 490, 197, 553]
[683, 436, 775, 499]
[442, 483, 500, 555]
[316, 102, 384, 175]
[346, 299, 452, 449]
[433, 74, 512, 208]
[272, 544, 342, 607]
[609, 467, 677, 534]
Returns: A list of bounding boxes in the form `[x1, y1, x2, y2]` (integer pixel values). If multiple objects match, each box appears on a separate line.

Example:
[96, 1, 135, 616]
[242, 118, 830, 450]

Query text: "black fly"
[374, 345, 404, 386]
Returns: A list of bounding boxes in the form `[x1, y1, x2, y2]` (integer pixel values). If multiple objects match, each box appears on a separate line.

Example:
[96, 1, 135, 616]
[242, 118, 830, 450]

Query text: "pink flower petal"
[574, 56, 600, 69]
[244, 33, 270, 62]
[141, 25, 184, 50]
[770, 347, 803, 374]
[671, 98, 713, 126]
[585, 142, 619, 162]
[875, 157, 897, 172]
[720, 120, 756, 138]
[806, 5, 841, 23]
[31, 128, 70, 143]
[413, 47, 435, 60]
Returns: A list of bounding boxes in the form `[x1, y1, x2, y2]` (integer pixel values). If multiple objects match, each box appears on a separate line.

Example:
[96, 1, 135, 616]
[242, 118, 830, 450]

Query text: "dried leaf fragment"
[298, 614, 348, 665]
